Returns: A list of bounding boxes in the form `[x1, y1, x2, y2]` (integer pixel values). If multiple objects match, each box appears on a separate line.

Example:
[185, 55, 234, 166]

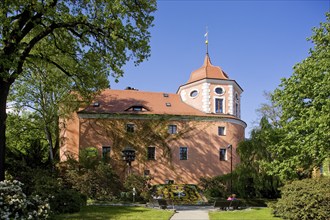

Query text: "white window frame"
[218, 126, 226, 136]
[168, 124, 178, 134]
[219, 148, 227, 161]
[179, 146, 188, 160]
[214, 86, 225, 95]
[189, 89, 199, 98]
[214, 97, 226, 114]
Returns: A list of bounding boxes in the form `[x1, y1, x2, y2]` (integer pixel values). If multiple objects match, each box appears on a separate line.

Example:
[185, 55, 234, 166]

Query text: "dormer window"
[125, 105, 149, 112]
[132, 106, 142, 111]
[92, 102, 100, 107]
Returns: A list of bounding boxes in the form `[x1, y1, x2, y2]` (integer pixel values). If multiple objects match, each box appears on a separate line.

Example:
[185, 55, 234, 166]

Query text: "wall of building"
[61, 115, 245, 185]
[59, 112, 80, 161]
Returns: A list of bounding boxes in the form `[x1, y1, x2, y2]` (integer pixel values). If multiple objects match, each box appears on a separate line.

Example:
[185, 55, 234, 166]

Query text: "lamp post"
[227, 144, 233, 194]
[122, 146, 136, 176]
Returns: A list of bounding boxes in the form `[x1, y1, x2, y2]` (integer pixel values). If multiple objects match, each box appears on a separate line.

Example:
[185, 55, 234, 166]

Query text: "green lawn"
[209, 208, 282, 220]
[52, 206, 174, 220]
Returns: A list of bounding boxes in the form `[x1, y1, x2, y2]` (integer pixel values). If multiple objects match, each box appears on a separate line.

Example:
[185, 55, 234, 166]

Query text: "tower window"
[190, 90, 198, 98]
[215, 98, 224, 113]
[147, 147, 156, 160]
[179, 147, 188, 160]
[144, 170, 150, 176]
[102, 146, 111, 161]
[235, 93, 240, 117]
[215, 87, 224, 95]
[218, 126, 226, 136]
[219, 148, 227, 161]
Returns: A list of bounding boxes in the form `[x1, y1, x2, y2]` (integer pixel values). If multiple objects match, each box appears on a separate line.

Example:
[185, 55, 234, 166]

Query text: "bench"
[147, 199, 168, 209]
[213, 200, 243, 210]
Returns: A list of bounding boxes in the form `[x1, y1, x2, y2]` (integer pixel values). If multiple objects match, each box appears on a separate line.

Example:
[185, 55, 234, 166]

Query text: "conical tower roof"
[187, 53, 229, 84]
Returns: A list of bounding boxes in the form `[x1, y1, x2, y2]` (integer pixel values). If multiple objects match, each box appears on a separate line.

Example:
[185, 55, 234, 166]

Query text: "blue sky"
[111, 0, 329, 136]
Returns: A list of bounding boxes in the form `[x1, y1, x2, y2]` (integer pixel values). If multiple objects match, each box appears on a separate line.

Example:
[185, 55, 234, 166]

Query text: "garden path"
[170, 206, 213, 220]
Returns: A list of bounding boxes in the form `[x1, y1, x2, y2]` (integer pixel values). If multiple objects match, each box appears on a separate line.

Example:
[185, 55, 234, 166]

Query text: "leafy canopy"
[0, 0, 156, 82]
[271, 13, 330, 179]
[0, 0, 156, 180]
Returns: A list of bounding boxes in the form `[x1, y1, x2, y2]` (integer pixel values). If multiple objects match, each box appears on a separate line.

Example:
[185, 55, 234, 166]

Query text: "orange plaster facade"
[60, 53, 246, 185]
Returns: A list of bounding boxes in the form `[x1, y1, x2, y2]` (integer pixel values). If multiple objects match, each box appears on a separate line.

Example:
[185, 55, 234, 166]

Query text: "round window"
[190, 90, 198, 98]
[215, 87, 224, 95]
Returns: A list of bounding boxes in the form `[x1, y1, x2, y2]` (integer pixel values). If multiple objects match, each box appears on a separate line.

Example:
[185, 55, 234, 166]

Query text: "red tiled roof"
[187, 54, 229, 84]
[78, 89, 236, 119]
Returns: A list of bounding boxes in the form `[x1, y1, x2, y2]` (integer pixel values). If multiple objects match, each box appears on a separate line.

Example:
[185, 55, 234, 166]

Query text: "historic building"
[60, 53, 246, 185]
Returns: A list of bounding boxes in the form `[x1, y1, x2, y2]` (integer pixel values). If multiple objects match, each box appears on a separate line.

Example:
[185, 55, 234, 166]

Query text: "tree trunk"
[53, 114, 60, 162]
[0, 79, 12, 181]
[44, 125, 54, 169]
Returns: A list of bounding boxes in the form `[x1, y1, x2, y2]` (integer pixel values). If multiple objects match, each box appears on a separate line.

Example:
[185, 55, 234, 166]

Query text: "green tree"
[9, 58, 108, 165]
[235, 117, 282, 198]
[271, 13, 330, 180]
[0, 0, 156, 180]
[6, 110, 45, 154]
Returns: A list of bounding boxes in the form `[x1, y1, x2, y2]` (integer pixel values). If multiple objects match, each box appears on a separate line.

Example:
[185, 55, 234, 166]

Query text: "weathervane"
[204, 26, 209, 54]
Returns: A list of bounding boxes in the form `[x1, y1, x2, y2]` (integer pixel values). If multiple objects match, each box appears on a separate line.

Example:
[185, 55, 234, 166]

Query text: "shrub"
[153, 184, 203, 204]
[50, 189, 86, 214]
[62, 162, 123, 201]
[270, 177, 330, 220]
[0, 180, 50, 219]
[199, 176, 227, 199]
[123, 174, 151, 202]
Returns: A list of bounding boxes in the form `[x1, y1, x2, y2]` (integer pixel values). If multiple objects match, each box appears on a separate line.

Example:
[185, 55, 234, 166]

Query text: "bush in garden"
[50, 189, 86, 214]
[0, 180, 50, 219]
[270, 177, 330, 220]
[153, 184, 203, 204]
[123, 174, 151, 202]
[199, 176, 227, 200]
[63, 162, 123, 201]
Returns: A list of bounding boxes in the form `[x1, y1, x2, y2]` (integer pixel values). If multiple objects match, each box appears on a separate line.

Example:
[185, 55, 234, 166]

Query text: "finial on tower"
[204, 26, 209, 54]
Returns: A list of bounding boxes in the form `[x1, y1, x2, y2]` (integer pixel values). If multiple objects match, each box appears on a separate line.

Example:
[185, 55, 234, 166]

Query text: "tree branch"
[27, 54, 73, 77]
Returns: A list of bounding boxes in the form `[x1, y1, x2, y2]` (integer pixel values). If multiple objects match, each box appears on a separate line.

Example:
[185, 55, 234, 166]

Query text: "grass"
[209, 208, 282, 220]
[52, 206, 174, 220]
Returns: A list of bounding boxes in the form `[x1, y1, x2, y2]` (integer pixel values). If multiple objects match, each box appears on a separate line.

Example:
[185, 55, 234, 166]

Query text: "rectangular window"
[147, 147, 156, 160]
[236, 103, 239, 117]
[215, 98, 224, 113]
[144, 170, 150, 176]
[126, 123, 135, 133]
[218, 126, 225, 136]
[219, 148, 227, 161]
[179, 147, 188, 160]
[133, 106, 142, 111]
[168, 125, 177, 134]
[102, 146, 111, 161]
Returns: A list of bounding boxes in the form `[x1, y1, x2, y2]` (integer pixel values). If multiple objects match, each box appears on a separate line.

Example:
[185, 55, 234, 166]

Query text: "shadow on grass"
[209, 208, 282, 220]
[52, 206, 174, 220]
